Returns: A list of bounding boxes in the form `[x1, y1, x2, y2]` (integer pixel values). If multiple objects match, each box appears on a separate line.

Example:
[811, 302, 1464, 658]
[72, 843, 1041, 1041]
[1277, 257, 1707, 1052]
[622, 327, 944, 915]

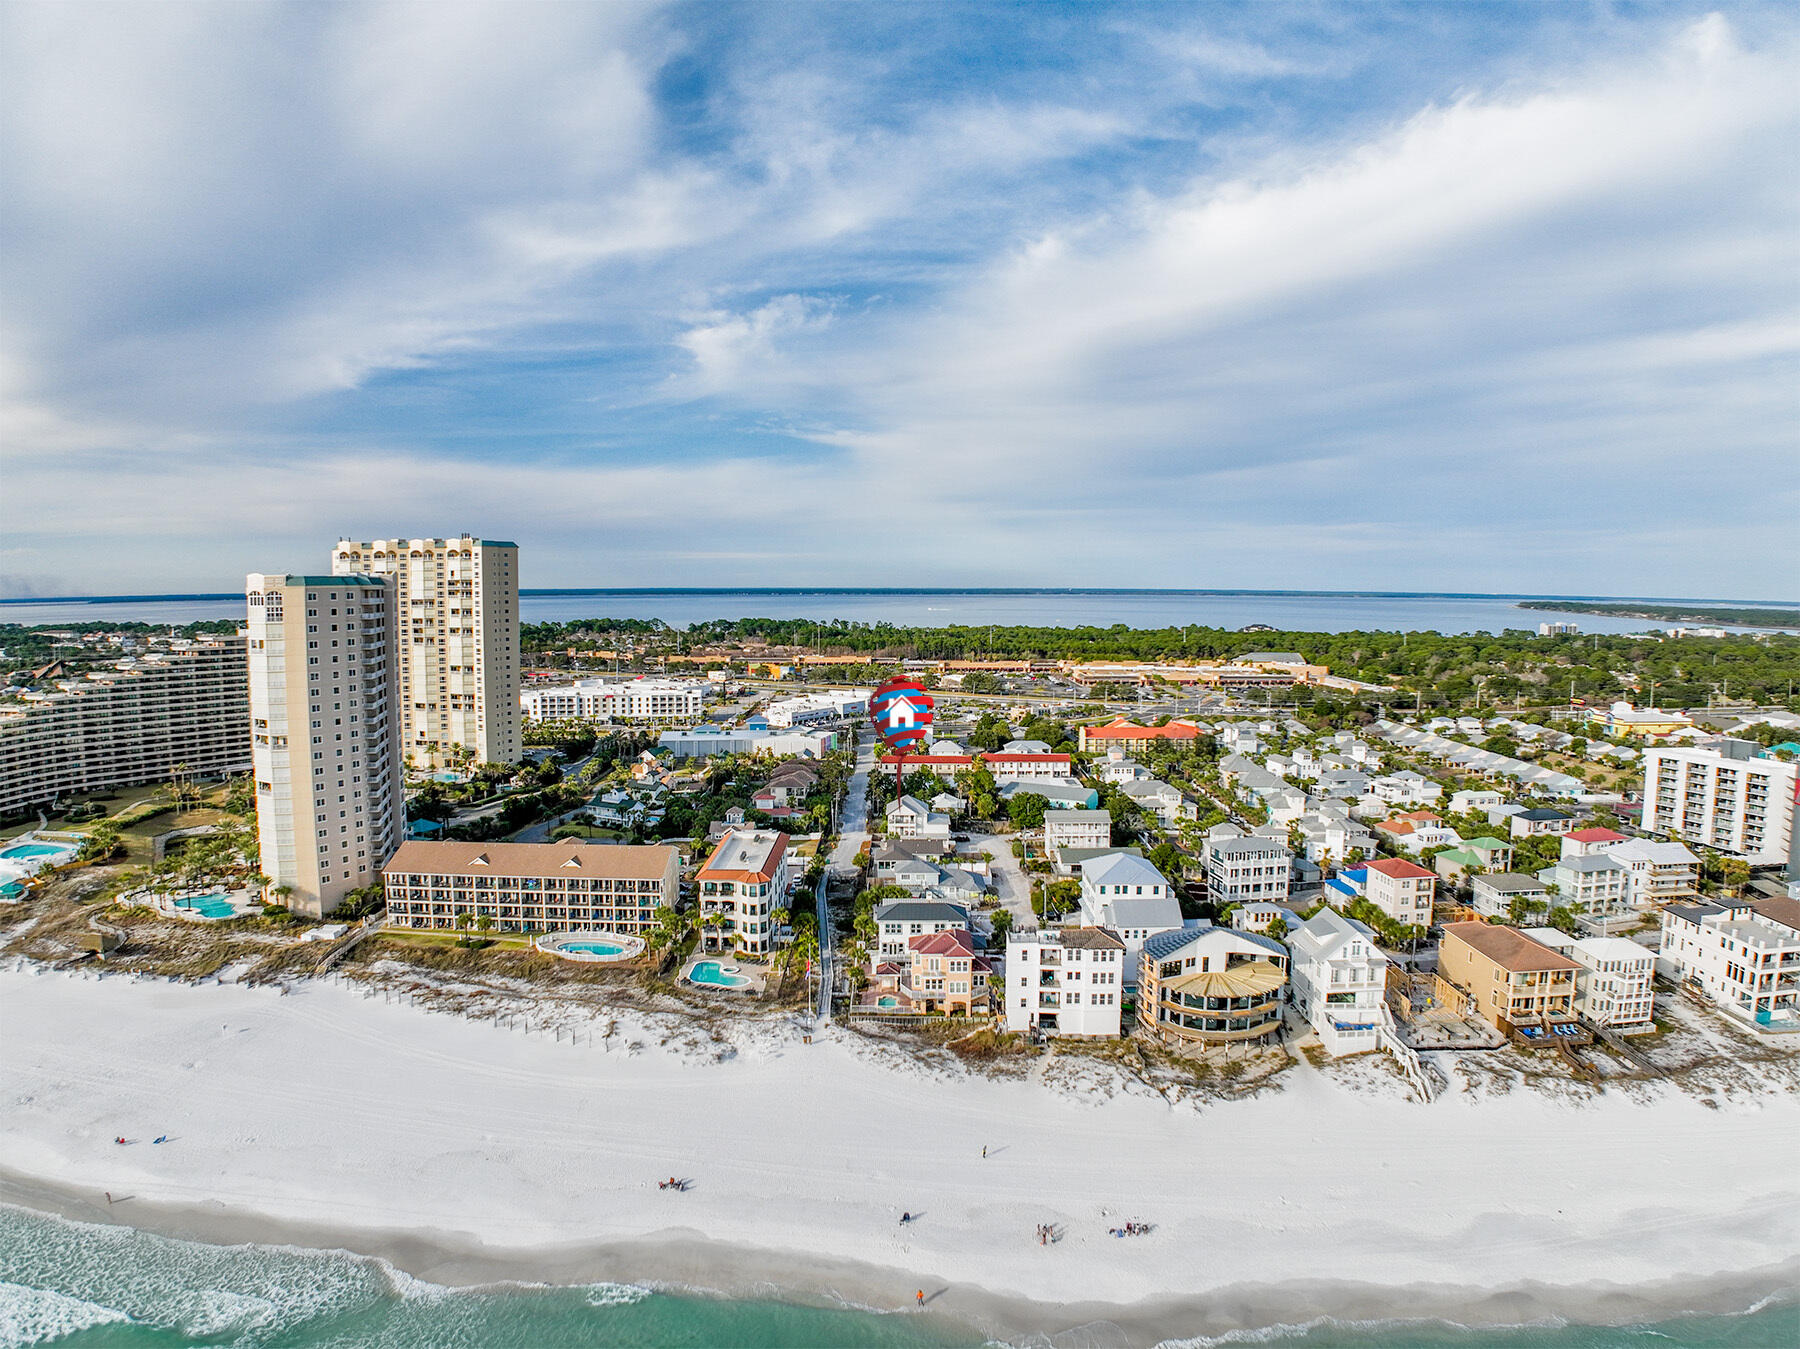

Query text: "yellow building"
[1436, 923, 1579, 1034]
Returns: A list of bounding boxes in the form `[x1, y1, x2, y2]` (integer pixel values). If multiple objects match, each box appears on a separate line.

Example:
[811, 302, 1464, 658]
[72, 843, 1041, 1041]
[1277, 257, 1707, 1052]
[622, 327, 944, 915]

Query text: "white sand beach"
[3, 962, 1796, 1344]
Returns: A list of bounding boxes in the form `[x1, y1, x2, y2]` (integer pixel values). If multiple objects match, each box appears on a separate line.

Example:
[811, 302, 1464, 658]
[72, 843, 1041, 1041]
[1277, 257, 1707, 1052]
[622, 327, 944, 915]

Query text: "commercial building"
[1, 636, 251, 818]
[330, 537, 520, 770]
[695, 829, 791, 956]
[1076, 717, 1206, 753]
[658, 726, 837, 759]
[1640, 740, 1799, 870]
[763, 690, 868, 727]
[877, 750, 1073, 781]
[1004, 927, 1126, 1037]
[1436, 922, 1579, 1034]
[1286, 907, 1390, 1057]
[520, 678, 704, 724]
[1524, 928, 1655, 1033]
[1658, 897, 1800, 1032]
[246, 574, 405, 917]
[1137, 926, 1288, 1048]
[1593, 702, 1693, 739]
[382, 840, 678, 933]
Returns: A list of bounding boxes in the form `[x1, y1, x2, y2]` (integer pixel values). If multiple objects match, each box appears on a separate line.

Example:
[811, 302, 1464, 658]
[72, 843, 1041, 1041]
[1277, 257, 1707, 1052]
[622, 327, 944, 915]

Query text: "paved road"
[828, 736, 875, 871]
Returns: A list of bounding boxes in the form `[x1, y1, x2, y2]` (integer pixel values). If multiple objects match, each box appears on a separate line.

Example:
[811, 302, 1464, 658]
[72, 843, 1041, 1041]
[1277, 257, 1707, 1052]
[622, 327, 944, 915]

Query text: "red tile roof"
[1566, 827, 1627, 843]
[910, 928, 977, 957]
[1367, 858, 1435, 879]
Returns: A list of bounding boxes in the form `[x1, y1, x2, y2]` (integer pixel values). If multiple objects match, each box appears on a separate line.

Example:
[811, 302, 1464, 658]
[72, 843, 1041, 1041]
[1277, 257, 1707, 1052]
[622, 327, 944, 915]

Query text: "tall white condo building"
[246, 574, 406, 917]
[330, 536, 520, 770]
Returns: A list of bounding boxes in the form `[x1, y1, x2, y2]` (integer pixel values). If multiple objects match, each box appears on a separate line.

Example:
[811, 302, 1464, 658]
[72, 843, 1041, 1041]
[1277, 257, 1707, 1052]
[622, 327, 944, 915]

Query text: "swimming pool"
[0, 843, 66, 860]
[172, 893, 239, 920]
[563, 939, 627, 957]
[687, 960, 752, 989]
[0, 881, 24, 901]
[535, 931, 646, 963]
[876, 996, 900, 1008]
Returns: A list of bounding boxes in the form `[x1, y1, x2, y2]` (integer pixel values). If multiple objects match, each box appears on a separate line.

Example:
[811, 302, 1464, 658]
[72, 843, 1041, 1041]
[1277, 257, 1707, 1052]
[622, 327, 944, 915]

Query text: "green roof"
[1464, 836, 1511, 850]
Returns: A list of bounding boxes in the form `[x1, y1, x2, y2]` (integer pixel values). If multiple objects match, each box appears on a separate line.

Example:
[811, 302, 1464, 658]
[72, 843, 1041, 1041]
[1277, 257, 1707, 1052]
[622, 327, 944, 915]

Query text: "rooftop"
[384, 840, 674, 880]
[1442, 922, 1581, 973]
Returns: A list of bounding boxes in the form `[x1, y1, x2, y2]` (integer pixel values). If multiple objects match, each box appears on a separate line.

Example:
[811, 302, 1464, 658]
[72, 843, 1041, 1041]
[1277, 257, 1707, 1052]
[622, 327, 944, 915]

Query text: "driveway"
[967, 829, 1035, 934]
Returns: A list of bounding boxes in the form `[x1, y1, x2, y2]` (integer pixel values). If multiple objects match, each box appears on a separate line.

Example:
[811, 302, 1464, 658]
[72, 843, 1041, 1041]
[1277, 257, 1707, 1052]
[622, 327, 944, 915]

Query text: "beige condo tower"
[330, 536, 520, 771]
[245, 574, 406, 918]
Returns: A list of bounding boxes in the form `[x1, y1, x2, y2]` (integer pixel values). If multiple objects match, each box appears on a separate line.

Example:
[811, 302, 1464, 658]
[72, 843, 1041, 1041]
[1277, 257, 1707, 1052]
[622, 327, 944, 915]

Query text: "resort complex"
[0, 635, 252, 817]
[383, 839, 679, 935]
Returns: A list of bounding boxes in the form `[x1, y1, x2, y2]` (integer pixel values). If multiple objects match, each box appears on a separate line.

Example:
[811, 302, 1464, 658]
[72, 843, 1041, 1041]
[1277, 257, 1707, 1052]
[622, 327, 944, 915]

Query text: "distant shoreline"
[1518, 600, 1800, 629]
[5, 586, 1797, 606]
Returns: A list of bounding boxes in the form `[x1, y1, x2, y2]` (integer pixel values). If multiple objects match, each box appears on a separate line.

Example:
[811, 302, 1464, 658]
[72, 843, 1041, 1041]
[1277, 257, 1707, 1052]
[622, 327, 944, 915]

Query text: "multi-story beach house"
[886, 794, 951, 839]
[1003, 927, 1126, 1037]
[1509, 808, 1575, 839]
[873, 899, 970, 959]
[1, 635, 251, 818]
[1203, 830, 1292, 905]
[246, 573, 405, 917]
[1538, 855, 1630, 917]
[1075, 852, 1183, 986]
[330, 537, 519, 770]
[1470, 872, 1551, 920]
[1286, 907, 1390, 1057]
[1436, 922, 1579, 1033]
[1361, 858, 1436, 928]
[1523, 927, 1655, 1033]
[1602, 838, 1700, 908]
[1657, 896, 1800, 1031]
[695, 828, 790, 956]
[382, 840, 678, 933]
[1044, 809, 1111, 864]
[1137, 926, 1288, 1049]
[866, 928, 991, 1016]
[1641, 739, 1798, 870]
[519, 678, 705, 724]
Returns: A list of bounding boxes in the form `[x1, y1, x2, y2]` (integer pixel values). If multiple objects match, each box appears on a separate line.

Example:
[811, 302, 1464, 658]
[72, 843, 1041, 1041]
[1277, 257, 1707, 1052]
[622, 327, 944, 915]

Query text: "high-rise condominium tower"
[245, 574, 405, 917]
[329, 537, 520, 770]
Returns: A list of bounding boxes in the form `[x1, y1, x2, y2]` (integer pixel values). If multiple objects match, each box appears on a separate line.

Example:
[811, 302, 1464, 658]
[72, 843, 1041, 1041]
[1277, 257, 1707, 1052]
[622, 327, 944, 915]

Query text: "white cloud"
[0, 7, 1794, 598]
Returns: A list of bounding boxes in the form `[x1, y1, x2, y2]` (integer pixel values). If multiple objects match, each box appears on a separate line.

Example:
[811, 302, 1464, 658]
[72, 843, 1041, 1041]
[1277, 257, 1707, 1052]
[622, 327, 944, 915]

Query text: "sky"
[1, 0, 1796, 600]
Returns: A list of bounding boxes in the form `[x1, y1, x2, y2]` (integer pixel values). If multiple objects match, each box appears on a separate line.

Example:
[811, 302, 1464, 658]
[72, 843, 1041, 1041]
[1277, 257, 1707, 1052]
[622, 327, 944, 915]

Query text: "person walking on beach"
[104, 1192, 112, 1205]
[981, 1145, 987, 1159]
[916, 1290, 924, 1307]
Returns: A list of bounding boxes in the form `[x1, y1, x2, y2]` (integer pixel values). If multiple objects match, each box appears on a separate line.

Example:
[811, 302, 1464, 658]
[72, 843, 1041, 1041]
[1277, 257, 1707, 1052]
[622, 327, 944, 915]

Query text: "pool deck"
[680, 956, 766, 994]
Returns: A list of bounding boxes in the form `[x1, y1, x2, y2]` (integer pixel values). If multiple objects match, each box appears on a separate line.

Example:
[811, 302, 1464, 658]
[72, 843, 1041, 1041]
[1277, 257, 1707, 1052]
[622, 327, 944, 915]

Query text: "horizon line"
[1, 587, 1796, 608]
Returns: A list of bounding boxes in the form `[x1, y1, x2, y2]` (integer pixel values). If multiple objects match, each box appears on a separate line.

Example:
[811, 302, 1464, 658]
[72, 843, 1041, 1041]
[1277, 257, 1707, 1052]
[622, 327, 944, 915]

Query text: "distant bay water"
[1, 588, 1792, 635]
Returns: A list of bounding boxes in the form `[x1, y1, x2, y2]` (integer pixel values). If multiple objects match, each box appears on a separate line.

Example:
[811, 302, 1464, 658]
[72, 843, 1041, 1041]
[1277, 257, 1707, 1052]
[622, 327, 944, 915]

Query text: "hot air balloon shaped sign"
[869, 677, 934, 791]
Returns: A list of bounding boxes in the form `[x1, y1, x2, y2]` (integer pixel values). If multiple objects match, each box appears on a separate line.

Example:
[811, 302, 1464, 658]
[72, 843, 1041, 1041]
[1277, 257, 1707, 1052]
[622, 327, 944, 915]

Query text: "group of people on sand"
[657, 1177, 690, 1192]
[1035, 1223, 1056, 1246]
[1109, 1221, 1150, 1238]
[113, 1135, 168, 1145]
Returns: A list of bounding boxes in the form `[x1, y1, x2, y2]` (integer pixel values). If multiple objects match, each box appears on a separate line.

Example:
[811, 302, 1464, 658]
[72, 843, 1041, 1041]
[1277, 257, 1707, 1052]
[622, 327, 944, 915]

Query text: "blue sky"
[2, 1, 1795, 598]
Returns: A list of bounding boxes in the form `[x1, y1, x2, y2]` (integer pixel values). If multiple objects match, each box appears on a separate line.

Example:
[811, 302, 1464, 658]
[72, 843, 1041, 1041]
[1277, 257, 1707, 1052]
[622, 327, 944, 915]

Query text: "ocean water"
[0, 588, 1792, 635]
[2, 1206, 1795, 1349]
